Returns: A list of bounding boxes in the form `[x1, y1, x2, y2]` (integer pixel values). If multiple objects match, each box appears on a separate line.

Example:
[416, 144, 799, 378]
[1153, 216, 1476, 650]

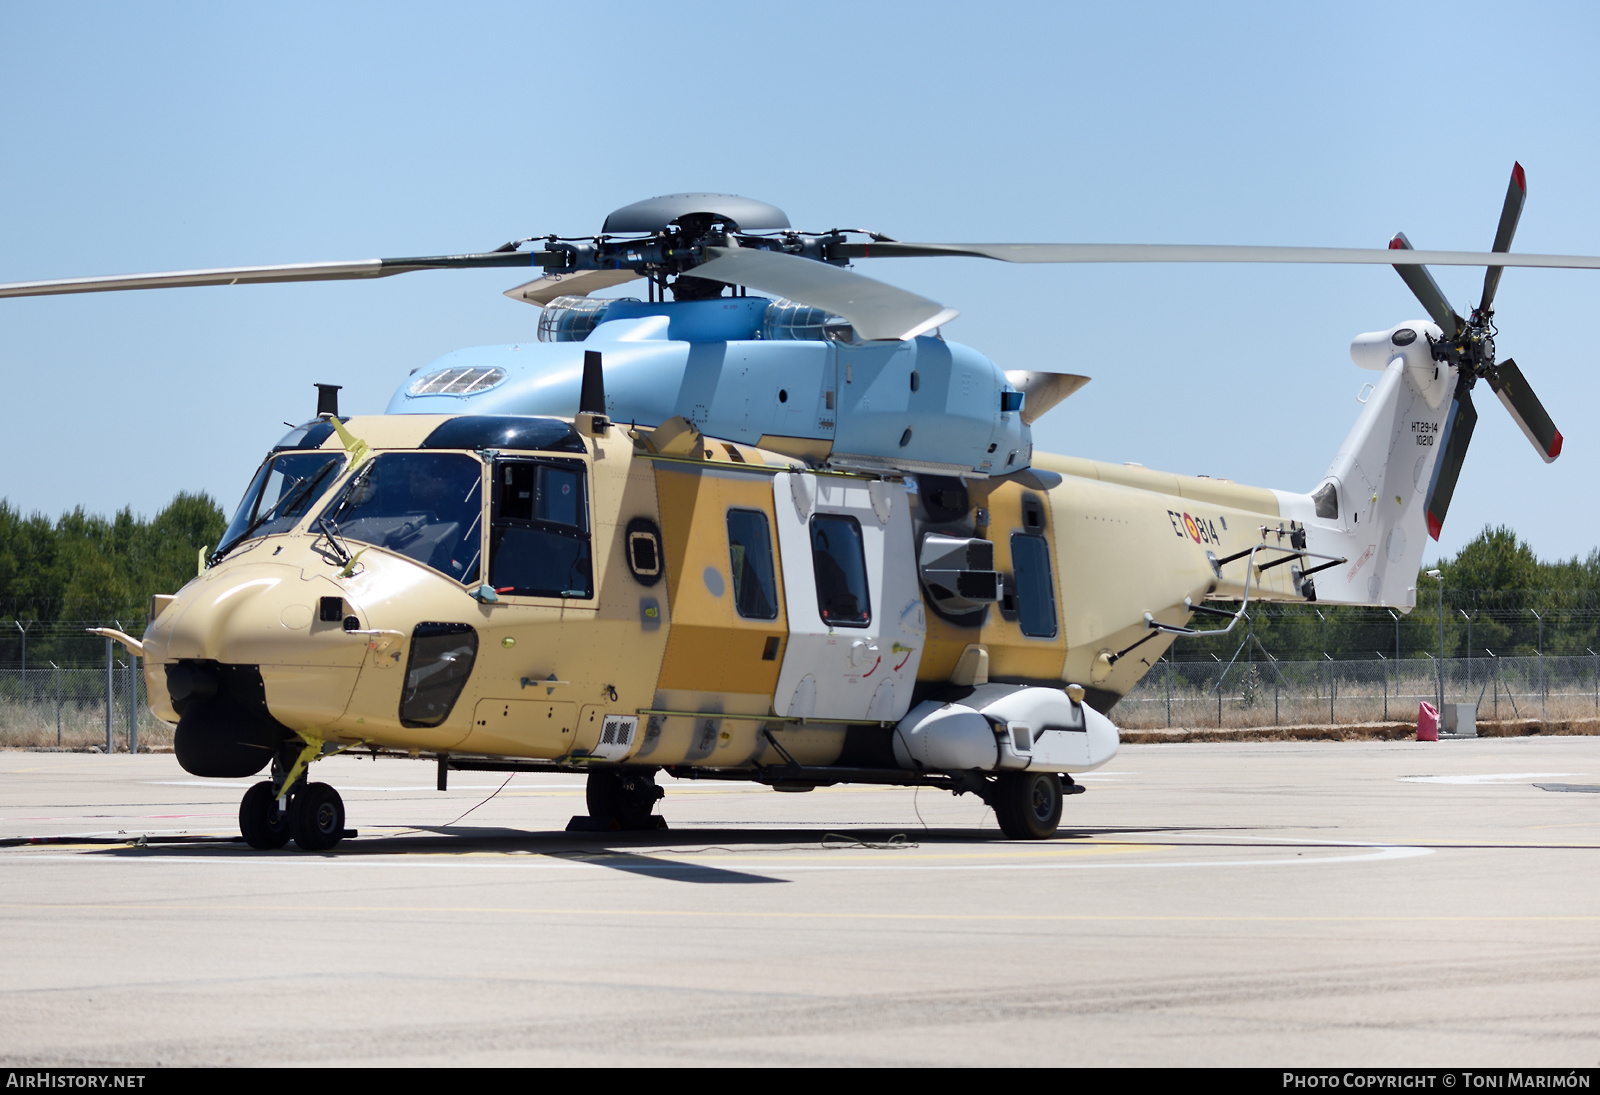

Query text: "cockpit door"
[771, 472, 925, 722]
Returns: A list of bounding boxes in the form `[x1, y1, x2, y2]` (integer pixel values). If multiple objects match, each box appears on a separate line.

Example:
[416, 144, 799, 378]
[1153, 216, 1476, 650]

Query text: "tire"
[290, 782, 345, 851]
[993, 772, 1063, 839]
[239, 781, 291, 850]
[585, 769, 662, 830]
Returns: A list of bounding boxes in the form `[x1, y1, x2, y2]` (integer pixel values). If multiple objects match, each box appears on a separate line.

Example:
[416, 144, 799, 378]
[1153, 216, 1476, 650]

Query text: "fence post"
[126, 655, 138, 754]
[1533, 610, 1545, 723]
[1378, 652, 1387, 721]
[1489, 651, 1499, 721]
[1165, 653, 1172, 729]
[1328, 654, 1335, 724]
[104, 637, 114, 753]
[52, 661, 61, 747]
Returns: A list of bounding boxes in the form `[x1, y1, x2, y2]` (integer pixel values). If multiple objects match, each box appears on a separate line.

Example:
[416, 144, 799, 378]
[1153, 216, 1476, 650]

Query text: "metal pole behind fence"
[1534, 610, 1544, 722]
[1379, 653, 1387, 721]
[104, 637, 114, 753]
[126, 656, 138, 754]
[1166, 653, 1172, 728]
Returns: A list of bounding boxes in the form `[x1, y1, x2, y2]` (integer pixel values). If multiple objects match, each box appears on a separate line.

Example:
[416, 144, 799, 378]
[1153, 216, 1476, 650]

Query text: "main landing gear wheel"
[239, 781, 292, 850]
[289, 782, 346, 851]
[993, 772, 1063, 839]
[586, 769, 663, 830]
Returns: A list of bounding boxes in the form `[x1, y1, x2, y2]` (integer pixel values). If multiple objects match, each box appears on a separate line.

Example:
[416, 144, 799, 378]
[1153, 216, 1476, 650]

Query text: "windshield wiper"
[317, 513, 353, 567]
[210, 459, 340, 566]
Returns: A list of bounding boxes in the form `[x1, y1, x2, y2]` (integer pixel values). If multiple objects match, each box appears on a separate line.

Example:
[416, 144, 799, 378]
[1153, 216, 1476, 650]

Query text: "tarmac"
[1, 736, 1597, 1067]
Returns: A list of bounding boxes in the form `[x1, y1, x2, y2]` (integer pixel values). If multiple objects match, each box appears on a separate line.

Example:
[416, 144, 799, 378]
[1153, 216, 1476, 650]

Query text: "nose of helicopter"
[143, 560, 368, 730]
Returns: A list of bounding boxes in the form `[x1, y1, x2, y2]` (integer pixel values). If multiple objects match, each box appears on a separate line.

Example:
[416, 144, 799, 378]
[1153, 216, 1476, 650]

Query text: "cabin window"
[1010, 533, 1058, 639]
[809, 514, 870, 627]
[488, 458, 592, 598]
[318, 452, 481, 582]
[726, 509, 778, 620]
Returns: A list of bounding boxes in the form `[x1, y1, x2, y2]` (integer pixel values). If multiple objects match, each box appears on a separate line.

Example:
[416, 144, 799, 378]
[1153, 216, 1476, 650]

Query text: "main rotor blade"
[1424, 382, 1478, 541]
[1388, 232, 1463, 340]
[1488, 357, 1562, 463]
[834, 240, 1600, 271]
[504, 268, 641, 306]
[1480, 162, 1528, 315]
[694, 247, 957, 341]
[0, 252, 536, 299]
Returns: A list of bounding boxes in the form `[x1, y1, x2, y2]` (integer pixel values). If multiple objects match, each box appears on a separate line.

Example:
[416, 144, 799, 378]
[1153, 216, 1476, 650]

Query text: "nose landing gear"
[238, 738, 351, 851]
[238, 780, 291, 849]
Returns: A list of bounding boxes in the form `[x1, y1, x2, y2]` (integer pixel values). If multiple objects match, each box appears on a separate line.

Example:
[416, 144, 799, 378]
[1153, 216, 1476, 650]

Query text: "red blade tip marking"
[1549, 430, 1562, 459]
[1512, 162, 1526, 193]
[1426, 512, 1443, 541]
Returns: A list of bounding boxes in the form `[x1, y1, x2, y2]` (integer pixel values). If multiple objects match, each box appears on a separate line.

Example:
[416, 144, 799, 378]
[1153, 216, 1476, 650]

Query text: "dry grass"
[1117, 662, 1600, 732]
[1120, 716, 1600, 744]
[0, 701, 173, 752]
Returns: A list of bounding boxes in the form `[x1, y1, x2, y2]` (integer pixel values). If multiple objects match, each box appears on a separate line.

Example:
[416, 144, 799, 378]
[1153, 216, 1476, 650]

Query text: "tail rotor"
[1390, 162, 1562, 541]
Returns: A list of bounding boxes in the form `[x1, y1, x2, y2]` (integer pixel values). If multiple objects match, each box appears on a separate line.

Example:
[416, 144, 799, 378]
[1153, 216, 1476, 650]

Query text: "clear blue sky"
[2, 1, 1597, 562]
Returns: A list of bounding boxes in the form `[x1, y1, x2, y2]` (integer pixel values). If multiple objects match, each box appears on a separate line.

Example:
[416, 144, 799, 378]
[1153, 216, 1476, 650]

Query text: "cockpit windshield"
[320, 452, 484, 583]
[215, 451, 347, 562]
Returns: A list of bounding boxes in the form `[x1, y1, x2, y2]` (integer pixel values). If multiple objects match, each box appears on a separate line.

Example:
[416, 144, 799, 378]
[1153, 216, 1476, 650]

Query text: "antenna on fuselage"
[315, 383, 343, 419]
[580, 351, 606, 416]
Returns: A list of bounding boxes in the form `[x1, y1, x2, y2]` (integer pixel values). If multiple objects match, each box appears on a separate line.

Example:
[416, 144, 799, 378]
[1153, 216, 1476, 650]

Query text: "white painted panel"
[772, 472, 926, 721]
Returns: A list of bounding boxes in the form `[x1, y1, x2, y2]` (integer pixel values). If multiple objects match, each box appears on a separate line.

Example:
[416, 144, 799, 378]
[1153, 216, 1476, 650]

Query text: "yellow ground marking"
[0, 902, 1596, 925]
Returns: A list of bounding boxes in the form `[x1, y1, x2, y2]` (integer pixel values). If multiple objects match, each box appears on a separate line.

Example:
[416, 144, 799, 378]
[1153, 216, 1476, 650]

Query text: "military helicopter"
[0, 167, 1581, 848]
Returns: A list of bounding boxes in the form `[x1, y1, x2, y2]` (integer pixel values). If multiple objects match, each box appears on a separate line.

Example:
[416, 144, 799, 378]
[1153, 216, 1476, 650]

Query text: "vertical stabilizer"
[1273, 321, 1455, 608]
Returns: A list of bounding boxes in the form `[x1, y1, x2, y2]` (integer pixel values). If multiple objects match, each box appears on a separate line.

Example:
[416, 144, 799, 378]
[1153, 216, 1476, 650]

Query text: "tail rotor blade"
[1488, 357, 1562, 462]
[1389, 232, 1463, 340]
[1424, 382, 1478, 541]
[1480, 162, 1528, 315]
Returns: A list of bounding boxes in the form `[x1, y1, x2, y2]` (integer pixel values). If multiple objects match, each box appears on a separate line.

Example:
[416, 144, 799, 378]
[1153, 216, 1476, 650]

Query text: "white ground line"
[3, 839, 1430, 873]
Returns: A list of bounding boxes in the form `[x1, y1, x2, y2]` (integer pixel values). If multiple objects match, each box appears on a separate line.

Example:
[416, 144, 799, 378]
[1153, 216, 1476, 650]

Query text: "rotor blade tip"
[1427, 512, 1443, 541]
[1548, 429, 1562, 461]
[1513, 162, 1526, 192]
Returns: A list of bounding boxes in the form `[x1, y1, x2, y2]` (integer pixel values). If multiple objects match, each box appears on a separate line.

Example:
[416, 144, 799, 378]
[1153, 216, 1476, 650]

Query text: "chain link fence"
[5, 625, 1599, 745]
[0, 649, 165, 751]
[1118, 653, 1600, 729]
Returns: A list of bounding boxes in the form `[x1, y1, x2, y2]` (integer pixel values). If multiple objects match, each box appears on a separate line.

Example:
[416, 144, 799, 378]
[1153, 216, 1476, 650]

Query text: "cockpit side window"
[488, 458, 593, 599]
[320, 452, 484, 583]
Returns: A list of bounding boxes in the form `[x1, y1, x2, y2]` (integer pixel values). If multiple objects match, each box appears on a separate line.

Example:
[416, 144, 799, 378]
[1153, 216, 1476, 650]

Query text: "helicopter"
[0, 166, 1580, 848]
